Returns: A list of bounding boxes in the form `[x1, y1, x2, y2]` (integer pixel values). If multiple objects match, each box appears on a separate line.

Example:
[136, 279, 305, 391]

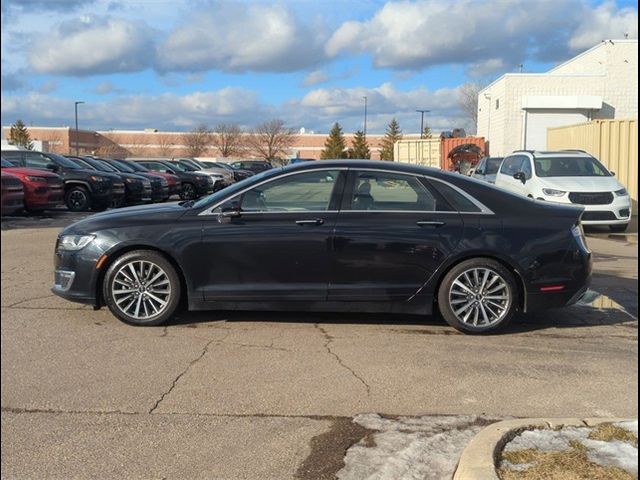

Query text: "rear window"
[430, 180, 482, 213]
[485, 158, 503, 175]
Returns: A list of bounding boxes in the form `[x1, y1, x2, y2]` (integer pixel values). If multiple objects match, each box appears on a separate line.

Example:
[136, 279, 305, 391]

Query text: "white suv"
[494, 150, 631, 232]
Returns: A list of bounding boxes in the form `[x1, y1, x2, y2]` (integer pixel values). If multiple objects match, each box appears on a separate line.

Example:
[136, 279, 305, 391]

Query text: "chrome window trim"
[198, 166, 494, 216]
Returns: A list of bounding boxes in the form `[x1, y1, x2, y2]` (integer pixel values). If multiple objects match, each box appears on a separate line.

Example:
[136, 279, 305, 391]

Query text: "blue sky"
[1, 0, 637, 135]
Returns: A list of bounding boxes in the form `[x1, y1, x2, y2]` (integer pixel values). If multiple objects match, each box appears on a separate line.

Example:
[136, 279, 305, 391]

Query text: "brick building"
[477, 39, 638, 155]
[2, 127, 404, 161]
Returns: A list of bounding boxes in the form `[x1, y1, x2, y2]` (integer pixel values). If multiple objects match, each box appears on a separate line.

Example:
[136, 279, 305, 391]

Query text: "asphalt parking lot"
[1, 212, 637, 479]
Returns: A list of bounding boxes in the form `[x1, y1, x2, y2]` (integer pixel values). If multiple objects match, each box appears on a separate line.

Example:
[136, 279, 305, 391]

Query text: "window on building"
[495, 99, 500, 110]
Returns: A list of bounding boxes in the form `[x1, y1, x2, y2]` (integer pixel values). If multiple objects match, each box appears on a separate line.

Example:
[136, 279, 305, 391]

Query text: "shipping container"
[393, 138, 441, 167]
[548, 119, 637, 214]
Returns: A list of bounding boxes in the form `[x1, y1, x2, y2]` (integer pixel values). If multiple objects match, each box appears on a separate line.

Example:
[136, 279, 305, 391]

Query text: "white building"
[477, 39, 638, 156]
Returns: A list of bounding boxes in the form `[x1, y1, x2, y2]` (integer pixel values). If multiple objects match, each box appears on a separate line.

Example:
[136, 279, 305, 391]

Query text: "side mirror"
[218, 204, 241, 223]
[610, 171, 615, 176]
[46, 163, 59, 172]
[513, 172, 526, 184]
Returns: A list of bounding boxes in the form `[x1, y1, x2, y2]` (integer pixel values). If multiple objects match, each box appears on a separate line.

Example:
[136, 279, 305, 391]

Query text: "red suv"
[1, 157, 64, 212]
[1, 171, 25, 215]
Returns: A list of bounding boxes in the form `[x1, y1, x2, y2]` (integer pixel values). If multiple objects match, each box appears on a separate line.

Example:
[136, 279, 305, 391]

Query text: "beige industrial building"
[477, 39, 638, 156]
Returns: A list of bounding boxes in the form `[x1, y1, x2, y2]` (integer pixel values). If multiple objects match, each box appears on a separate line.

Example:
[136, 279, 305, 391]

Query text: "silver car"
[471, 157, 503, 184]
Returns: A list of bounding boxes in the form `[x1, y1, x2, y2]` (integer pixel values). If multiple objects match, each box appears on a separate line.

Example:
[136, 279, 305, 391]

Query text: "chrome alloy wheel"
[448, 267, 511, 327]
[111, 260, 171, 320]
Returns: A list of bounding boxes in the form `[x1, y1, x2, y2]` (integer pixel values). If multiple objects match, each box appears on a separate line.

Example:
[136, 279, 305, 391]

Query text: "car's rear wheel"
[438, 258, 518, 334]
[103, 250, 181, 326]
[609, 224, 628, 233]
[65, 186, 91, 211]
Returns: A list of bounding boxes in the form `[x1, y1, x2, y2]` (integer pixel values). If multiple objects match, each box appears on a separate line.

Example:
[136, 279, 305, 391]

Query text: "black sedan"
[51, 160, 592, 333]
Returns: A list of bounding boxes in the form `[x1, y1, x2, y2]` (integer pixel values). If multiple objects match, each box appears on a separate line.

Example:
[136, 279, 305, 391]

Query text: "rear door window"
[345, 171, 436, 211]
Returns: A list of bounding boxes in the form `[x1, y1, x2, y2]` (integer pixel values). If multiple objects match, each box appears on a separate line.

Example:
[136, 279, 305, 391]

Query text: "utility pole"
[416, 109, 430, 138]
[74, 101, 85, 155]
[363, 96, 368, 138]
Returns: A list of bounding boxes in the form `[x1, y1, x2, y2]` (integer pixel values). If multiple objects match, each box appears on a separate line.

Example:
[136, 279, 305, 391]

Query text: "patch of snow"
[338, 414, 494, 480]
[616, 420, 638, 436]
[504, 427, 590, 452]
[499, 460, 535, 472]
[582, 439, 638, 476]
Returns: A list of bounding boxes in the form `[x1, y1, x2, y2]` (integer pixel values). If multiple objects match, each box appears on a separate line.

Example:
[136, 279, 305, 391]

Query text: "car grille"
[582, 211, 617, 221]
[2, 177, 22, 189]
[569, 192, 613, 205]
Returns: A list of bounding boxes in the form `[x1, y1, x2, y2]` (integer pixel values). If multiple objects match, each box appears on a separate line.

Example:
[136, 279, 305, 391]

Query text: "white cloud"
[302, 70, 330, 87]
[569, 1, 638, 50]
[29, 16, 156, 75]
[326, 0, 637, 70]
[157, 3, 326, 73]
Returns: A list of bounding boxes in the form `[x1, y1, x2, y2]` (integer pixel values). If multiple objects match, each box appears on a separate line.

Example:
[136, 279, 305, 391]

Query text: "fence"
[548, 119, 638, 214]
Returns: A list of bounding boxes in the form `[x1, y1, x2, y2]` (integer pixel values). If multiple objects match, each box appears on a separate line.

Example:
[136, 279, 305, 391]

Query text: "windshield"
[167, 162, 190, 172]
[109, 159, 136, 173]
[89, 159, 118, 172]
[485, 158, 503, 175]
[70, 157, 95, 170]
[49, 153, 83, 169]
[126, 161, 149, 172]
[192, 168, 278, 209]
[534, 156, 611, 177]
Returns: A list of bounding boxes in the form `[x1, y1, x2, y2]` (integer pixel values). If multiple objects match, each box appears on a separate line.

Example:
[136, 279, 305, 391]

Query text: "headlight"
[615, 188, 628, 196]
[90, 175, 109, 182]
[58, 234, 95, 251]
[542, 188, 566, 197]
[25, 176, 48, 182]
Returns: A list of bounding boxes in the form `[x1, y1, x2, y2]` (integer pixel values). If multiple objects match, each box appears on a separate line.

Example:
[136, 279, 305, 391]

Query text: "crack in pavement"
[315, 323, 370, 396]
[148, 336, 221, 414]
[3, 294, 59, 309]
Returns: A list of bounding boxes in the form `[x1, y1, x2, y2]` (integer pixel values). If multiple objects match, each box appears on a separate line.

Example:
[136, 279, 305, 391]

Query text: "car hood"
[2, 166, 60, 178]
[538, 176, 623, 192]
[62, 202, 188, 235]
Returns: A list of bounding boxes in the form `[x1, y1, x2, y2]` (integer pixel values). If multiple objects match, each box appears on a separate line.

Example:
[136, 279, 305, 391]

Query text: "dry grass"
[499, 440, 635, 480]
[589, 424, 638, 447]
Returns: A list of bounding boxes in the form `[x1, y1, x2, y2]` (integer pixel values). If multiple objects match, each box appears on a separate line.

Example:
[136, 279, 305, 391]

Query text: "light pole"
[74, 101, 85, 155]
[416, 109, 430, 138]
[363, 96, 368, 138]
[483, 94, 491, 153]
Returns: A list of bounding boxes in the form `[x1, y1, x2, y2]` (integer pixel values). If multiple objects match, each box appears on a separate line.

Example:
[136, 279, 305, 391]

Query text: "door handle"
[416, 221, 446, 227]
[296, 218, 325, 226]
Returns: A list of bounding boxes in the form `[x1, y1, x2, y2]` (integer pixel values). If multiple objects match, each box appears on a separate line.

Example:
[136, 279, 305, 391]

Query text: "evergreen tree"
[320, 123, 347, 159]
[423, 125, 433, 138]
[9, 120, 33, 150]
[380, 118, 402, 161]
[349, 130, 371, 159]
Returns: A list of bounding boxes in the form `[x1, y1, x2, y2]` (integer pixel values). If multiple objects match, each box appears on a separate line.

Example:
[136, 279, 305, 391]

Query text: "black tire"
[65, 186, 92, 211]
[180, 183, 197, 200]
[609, 224, 628, 233]
[103, 250, 181, 326]
[437, 258, 518, 334]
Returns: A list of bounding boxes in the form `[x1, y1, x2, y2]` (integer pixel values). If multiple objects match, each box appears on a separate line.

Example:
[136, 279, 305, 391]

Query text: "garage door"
[524, 109, 588, 150]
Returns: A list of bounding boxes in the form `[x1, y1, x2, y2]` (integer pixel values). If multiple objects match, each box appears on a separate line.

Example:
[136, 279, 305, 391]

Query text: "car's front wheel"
[103, 250, 181, 326]
[65, 186, 91, 211]
[437, 258, 518, 334]
[180, 183, 196, 200]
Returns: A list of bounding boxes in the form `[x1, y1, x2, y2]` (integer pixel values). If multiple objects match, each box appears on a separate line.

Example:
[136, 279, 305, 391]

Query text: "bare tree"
[94, 135, 129, 158]
[212, 123, 244, 157]
[155, 134, 176, 157]
[246, 119, 296, 164]
[124, 134, 149, 157]
[184, 124, 213, 157]
[457, 82, 484, 131]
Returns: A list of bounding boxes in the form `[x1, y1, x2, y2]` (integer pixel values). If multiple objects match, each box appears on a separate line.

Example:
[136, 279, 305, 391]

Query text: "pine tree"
[349, 130, 371, 159]
[9, 120, 33, 150]
[380, 118, 402, 161]
[423, 125, 433, 138]
[320, 123, 347, 159]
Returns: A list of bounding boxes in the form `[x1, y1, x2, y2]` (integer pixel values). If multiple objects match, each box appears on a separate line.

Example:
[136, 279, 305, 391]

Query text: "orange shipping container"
[441, 137, 487, 173]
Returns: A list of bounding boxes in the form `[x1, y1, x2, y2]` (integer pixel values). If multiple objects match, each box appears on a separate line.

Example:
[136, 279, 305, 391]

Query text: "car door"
[328, 169, 464, 302]
[196, 169, 345, 302]
[496, 155, 526, 195]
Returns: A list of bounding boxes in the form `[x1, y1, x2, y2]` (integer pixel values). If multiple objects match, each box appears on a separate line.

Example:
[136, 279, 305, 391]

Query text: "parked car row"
[0, 149, 271, 214]
[468, 150, 632, 231]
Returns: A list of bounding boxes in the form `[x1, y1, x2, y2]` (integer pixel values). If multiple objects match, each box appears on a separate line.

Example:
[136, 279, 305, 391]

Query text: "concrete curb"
[453, 417, 635, 480]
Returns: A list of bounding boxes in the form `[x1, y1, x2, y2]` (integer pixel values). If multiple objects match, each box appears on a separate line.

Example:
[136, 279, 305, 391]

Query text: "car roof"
[511, 150, 593, 158]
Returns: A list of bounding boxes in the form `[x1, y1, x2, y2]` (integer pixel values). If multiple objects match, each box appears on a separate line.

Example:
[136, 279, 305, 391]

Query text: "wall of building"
[477, 40, 638, 156]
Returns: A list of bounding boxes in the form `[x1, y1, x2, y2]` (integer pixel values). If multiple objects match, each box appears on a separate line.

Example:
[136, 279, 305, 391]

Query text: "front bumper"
[537, 193, 631, 226]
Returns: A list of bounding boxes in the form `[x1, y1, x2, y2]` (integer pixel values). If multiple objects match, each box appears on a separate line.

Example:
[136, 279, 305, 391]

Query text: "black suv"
[132, 160, 213, 199]
[1, 150, 113, 211]
[230, 160, 273, 174]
